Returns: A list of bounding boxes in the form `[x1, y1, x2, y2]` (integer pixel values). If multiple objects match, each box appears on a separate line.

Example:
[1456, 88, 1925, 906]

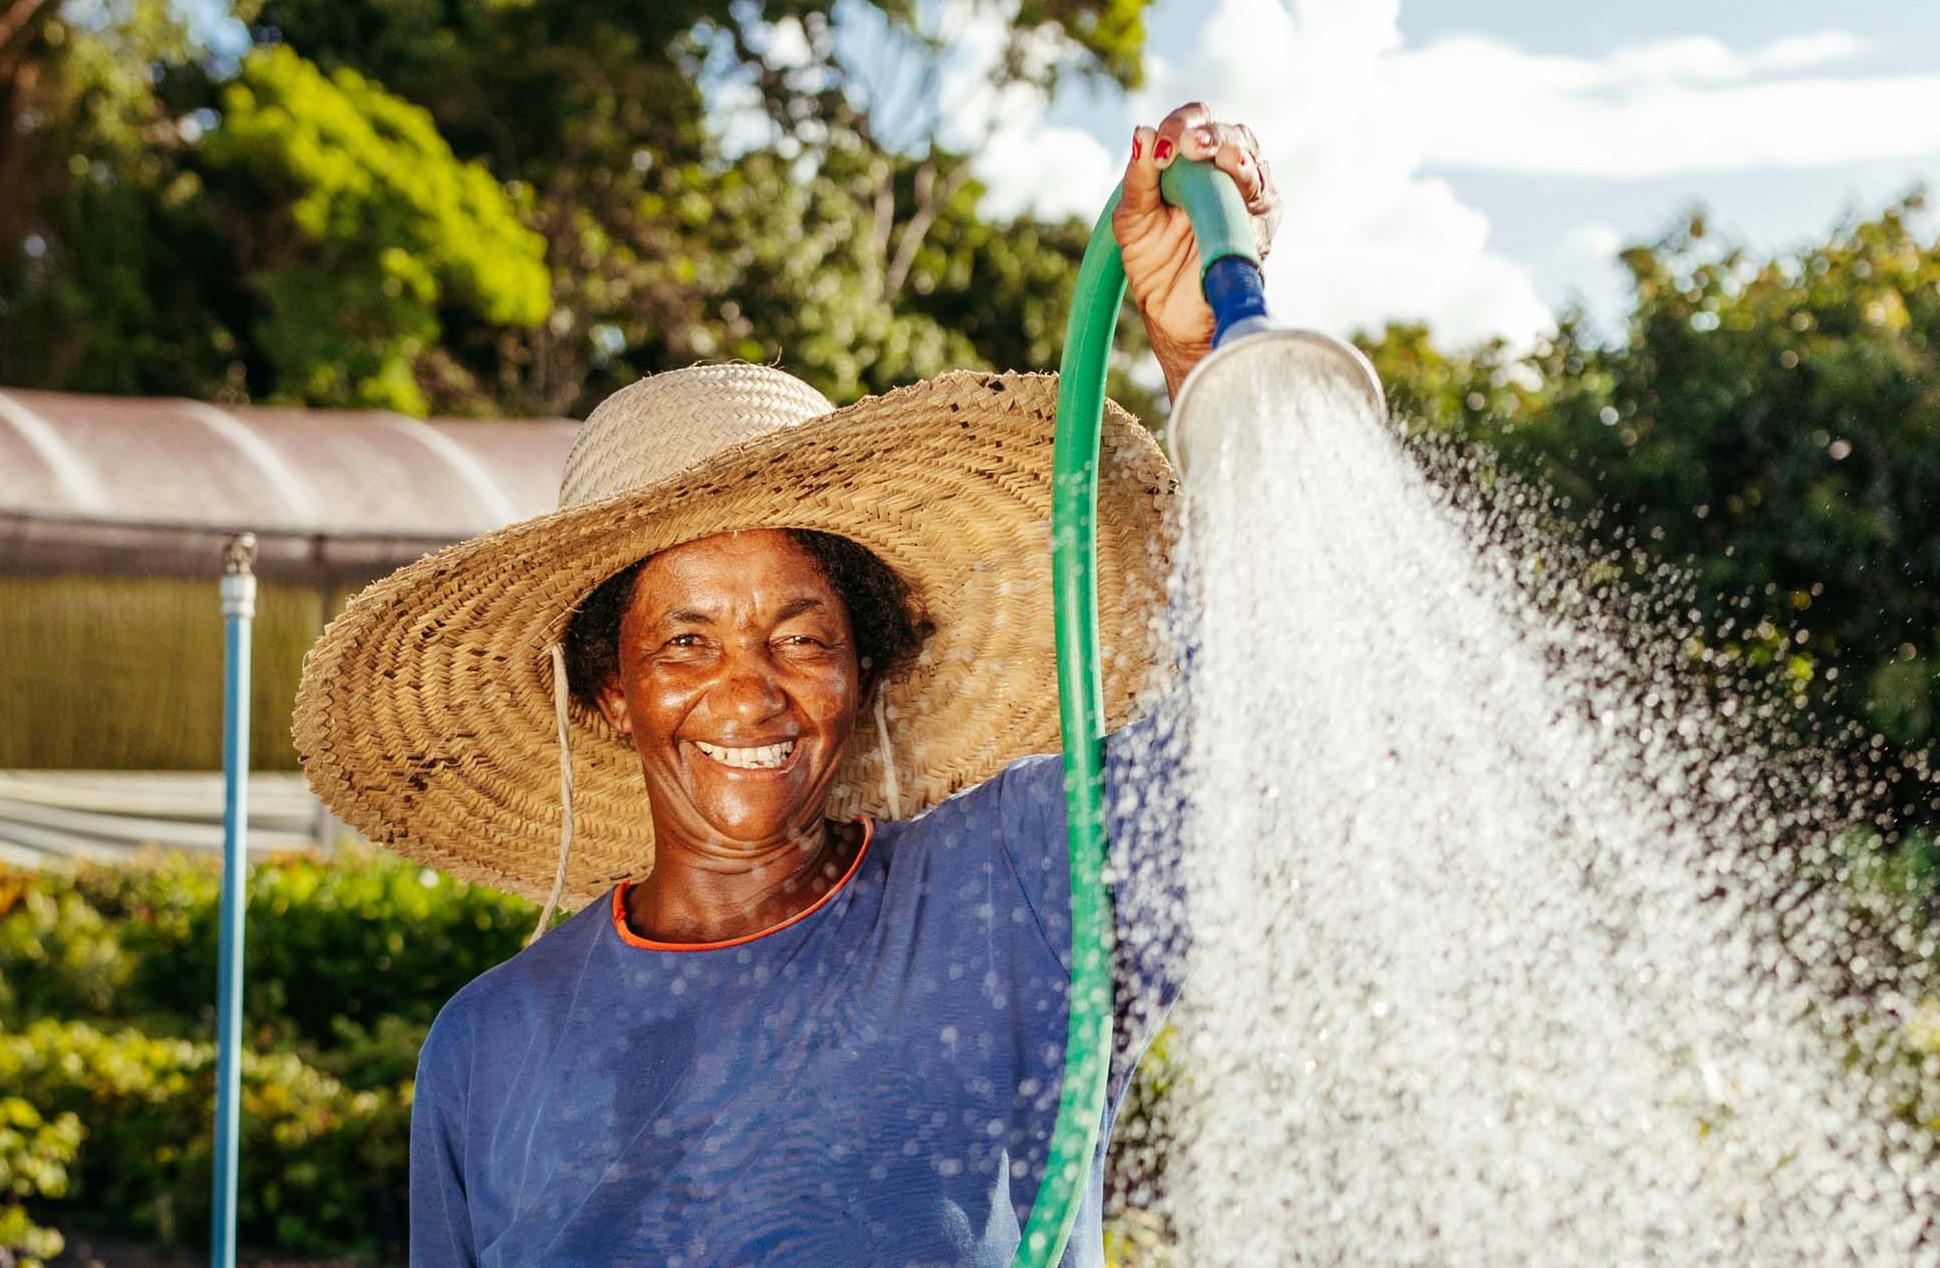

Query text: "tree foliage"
[1365, 195, 1940, 828]
[2, 0, 1153, 414]
[203, 45, 550, 412]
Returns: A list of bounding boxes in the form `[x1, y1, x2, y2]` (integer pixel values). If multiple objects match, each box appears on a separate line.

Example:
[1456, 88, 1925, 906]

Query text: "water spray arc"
[1021, 160, 1386, 1267]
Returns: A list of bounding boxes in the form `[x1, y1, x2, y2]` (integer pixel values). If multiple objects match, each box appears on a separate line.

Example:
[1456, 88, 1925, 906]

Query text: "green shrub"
[0, 1020, 408, 1256]
[0, 849, 534, 1046]
[0, 883, 135, 1021]
[0, 1097, 83, 1268]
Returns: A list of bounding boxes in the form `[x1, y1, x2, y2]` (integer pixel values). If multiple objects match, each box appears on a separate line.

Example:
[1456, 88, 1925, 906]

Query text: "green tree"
[1366, 195, 1940, 839]
[201, 45, 549, 413]
[5, 1, 1158, 414]
[0, 0, 248, 396]
[250, 0, 1154, 409]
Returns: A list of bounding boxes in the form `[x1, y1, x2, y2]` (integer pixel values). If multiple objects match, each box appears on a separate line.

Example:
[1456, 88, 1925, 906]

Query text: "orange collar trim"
[611, 818, 876, 952]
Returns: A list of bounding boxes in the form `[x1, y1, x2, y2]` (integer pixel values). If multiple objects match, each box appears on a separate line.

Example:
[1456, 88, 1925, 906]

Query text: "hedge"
[1, 848, 535, 1051]
[0, 1096, 82, 1268]
[0, 1020, 408, 1256]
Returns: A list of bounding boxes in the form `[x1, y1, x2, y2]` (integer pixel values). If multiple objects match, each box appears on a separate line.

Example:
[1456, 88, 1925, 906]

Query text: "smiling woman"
[569, 529, 927, 946]
[291, 103, 1276, 1267]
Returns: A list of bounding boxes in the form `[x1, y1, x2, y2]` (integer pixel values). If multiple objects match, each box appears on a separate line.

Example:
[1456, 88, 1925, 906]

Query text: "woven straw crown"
[560, 364, 837, 507]
[294, 363, 1176, 905]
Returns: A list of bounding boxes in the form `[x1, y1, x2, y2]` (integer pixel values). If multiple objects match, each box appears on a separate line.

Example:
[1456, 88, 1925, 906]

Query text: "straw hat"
[293, 363, 1176, 907]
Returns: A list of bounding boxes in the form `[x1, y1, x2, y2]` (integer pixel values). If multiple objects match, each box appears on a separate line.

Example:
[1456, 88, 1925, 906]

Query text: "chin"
[696, 796, 820, 846]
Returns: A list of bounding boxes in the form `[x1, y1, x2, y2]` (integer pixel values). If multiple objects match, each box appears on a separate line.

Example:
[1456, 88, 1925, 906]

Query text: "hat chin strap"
[873, 689, 902, 822]
[528, 642, 576, 946]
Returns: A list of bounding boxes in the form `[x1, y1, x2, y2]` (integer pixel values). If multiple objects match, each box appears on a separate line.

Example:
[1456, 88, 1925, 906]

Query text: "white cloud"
[1753, 31, 1871, 76]
[929, 0, 1125, 220]
[1120, 0, 1553, 347]
[942, 0, 1554, 345]
[973, 122, 1120, 221]
[1401, 30, 1940, 178]
[715, 0, 1937, 347]
[958, 0, 1938, 347]
[1560, 222, 1625, 261]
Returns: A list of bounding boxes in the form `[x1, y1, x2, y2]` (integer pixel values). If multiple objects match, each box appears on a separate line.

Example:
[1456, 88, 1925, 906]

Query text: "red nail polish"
[1154, 137, 1174, 162]
[1132, 136, 1143, 161]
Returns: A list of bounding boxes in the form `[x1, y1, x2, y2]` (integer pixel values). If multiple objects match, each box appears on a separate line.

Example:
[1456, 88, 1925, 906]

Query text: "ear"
[595, 676, 633, 738]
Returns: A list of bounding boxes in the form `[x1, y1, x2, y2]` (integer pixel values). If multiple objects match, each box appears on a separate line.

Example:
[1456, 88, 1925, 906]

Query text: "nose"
[709, 649, 787, 723]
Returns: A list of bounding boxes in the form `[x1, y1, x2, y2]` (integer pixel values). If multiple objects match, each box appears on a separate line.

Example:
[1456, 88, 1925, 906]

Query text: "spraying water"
[1145, 357, 1938, 1265]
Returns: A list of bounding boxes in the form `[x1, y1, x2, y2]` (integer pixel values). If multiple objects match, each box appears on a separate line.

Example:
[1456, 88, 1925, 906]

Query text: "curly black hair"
[563, 529, 930, 711]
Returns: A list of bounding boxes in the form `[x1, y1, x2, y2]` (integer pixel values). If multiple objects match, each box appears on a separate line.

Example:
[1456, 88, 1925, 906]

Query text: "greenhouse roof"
[0, 388, 579, 583]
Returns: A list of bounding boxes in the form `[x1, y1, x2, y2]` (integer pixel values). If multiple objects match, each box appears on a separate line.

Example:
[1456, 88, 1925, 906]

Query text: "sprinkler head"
[1167, 329, 1387, 478]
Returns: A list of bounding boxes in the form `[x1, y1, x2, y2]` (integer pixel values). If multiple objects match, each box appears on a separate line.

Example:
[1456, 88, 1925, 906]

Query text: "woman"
[294, 104, 1277, 1267]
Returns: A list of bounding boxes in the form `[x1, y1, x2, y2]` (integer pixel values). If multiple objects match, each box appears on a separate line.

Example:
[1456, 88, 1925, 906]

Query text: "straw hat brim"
[292, 371, 1177, 905]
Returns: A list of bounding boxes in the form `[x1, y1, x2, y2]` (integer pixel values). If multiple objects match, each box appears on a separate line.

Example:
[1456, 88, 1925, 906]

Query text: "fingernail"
[1132, 135, 1143, 162]
[1154, 137, 1174, 162]
[1194, 128, 1216, 149]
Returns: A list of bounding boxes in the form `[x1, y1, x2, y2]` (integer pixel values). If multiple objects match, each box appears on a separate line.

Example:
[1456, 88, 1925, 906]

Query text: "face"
[595, 529, 863, 854]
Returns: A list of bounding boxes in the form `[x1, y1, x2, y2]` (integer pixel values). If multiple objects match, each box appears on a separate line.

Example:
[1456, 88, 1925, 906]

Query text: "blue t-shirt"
[409, 707, 1186, 1267]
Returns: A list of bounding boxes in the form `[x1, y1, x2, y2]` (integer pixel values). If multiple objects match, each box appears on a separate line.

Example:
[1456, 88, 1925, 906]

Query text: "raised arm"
[1113, 103, 1282, 400]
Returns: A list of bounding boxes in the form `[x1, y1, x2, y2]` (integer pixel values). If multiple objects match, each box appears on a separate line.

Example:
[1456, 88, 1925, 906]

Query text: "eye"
[653, 633, 712, 659]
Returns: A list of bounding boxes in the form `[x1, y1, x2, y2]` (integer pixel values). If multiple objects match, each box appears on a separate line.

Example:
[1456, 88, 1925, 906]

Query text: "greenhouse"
[0, 388, 574, 861]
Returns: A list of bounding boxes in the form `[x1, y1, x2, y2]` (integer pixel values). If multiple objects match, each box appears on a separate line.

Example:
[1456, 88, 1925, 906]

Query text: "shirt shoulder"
[417, 891, 612, 1075]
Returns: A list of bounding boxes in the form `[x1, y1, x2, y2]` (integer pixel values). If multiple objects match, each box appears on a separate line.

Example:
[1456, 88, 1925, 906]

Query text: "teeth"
[694, 740, 796, 770]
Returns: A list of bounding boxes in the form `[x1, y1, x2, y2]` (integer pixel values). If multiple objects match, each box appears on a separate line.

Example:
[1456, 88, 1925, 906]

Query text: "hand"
[1112, 103, 1280, 401]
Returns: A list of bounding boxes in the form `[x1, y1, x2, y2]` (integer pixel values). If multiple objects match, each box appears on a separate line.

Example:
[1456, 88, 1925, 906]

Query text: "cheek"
[771, 661, 860, 753]
[623, 667, 703, 744]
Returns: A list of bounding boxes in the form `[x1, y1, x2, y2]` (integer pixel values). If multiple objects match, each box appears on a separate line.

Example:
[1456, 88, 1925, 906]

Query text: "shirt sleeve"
[993, 686, 1191, 1092]
[410, 1002, 480, 1268]
[1101, 688, 1191, 1075]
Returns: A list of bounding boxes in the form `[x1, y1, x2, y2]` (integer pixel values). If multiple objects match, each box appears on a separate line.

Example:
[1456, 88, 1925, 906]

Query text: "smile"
[692, 739, 798, 770]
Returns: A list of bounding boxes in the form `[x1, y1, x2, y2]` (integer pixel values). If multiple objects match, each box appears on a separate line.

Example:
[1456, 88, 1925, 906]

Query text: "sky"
[947, 0, 1940, 350]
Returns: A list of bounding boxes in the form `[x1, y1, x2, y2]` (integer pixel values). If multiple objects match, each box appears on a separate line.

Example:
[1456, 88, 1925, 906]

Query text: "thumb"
[1118, 125, 1163, 217]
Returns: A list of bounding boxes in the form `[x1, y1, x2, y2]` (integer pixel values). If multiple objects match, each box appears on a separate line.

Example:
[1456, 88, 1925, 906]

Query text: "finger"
[1119, 124, 1163, 212]
[1229, 123, 1276, 209]
[1211, 133, 1265, 206]
[1253, 198, 1283, 261]
[1153, 100, 1211, 169]
[1234, 122, 1262, 161]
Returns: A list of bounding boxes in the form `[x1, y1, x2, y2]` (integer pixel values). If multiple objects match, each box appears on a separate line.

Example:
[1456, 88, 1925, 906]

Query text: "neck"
[625, 817, 863, 945]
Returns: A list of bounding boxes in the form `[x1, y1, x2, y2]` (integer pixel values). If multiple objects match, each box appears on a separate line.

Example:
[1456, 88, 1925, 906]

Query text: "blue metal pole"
[211, 532, 256, 1268]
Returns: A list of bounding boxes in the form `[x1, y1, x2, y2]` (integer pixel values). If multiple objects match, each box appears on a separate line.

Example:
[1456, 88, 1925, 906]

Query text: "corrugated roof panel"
[0, 388, 582, 581]
[425, 418, 577, 522]
[7, 391, 286, 528]
[0, 393, 83, 514]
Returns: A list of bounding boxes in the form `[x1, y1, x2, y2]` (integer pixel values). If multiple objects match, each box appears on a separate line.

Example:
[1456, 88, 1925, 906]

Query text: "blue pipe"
[211, 533, 256, 1268]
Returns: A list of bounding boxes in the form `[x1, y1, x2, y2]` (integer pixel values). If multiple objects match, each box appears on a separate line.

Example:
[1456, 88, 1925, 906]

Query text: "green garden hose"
[1018, 159, 1265, 1268]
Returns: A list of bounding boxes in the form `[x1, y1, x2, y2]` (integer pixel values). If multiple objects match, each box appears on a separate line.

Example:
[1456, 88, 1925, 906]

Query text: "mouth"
[691, 739, 799, 772]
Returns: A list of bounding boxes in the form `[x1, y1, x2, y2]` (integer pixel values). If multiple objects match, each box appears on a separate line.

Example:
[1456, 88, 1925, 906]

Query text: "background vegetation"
[1359, 195, 1940, 854]
[0, 852, 1184, 1264]
[0, 0, 1160, 419]
[5, 0, 1937, 803]
[5, 0, 1940, 1263]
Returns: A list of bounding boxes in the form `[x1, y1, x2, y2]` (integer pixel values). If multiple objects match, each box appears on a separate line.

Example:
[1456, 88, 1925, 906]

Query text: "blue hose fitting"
[1204, 255, 1273, 348]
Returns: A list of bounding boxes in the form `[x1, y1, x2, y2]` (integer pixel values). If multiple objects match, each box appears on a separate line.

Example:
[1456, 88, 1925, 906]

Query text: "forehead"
[629, 529, 836, 614]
